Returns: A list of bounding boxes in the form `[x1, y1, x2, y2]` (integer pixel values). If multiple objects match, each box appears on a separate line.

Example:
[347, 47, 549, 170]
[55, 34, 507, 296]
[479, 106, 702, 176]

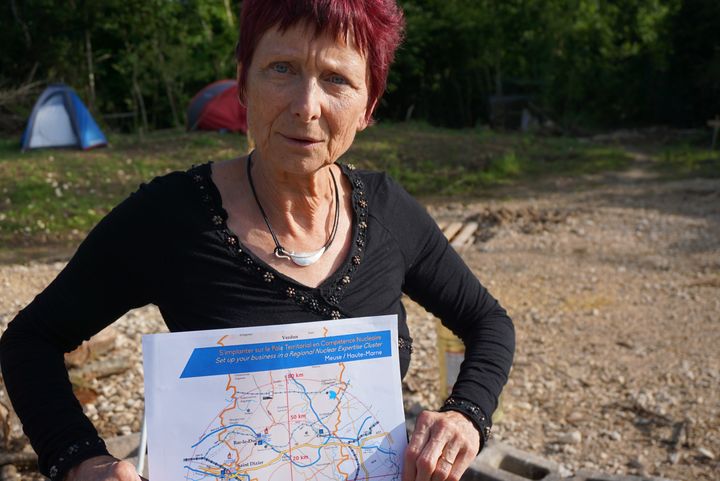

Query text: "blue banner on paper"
[180, 330, 392, 378]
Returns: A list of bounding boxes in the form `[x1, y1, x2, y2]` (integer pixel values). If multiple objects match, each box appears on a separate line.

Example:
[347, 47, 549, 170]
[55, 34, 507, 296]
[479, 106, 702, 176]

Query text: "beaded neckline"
[188, 161, 368, 320]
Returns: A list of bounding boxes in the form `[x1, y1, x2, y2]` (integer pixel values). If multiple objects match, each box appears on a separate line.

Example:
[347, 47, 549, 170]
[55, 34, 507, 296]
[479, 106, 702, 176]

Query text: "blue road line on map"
[191, 376, 391, 473]
[258, 430, 334, 468]
[355, 416, 373, 441]
[291, 376, 334, 436]
[287, 376, 369, 469]
[361, 445, 395, 456]
[183, 465, 223, 479]
[192, 423, 259, 448]
[180, 331, 391, 378]
[289, 377, 355, 446]
[289, 378, 363, 446]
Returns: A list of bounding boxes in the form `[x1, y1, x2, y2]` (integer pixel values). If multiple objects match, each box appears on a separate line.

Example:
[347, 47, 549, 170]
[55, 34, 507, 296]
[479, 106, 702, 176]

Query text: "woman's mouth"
[280, 134, 322, 146]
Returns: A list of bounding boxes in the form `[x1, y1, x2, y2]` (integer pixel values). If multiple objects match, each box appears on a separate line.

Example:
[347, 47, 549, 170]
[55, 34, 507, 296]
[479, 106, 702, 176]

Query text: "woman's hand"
[403, 410, 480, 481]
[63, 455, 148, 481]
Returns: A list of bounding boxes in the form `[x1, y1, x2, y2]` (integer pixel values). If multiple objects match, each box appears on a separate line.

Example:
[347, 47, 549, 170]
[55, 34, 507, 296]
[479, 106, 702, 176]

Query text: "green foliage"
[657, 144, 720, 177]
[1, 0, 238, 131]
[1, 0, 718, 130]
[385, 0, 697, 127]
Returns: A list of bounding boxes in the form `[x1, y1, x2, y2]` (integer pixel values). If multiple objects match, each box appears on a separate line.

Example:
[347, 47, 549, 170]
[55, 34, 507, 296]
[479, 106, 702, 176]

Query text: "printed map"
[183, 365, 400, 481]
[143, 316, 407, 481]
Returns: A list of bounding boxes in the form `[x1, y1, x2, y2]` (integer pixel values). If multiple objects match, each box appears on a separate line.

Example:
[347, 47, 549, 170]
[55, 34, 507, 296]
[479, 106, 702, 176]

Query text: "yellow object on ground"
[435, 320, 504, 424]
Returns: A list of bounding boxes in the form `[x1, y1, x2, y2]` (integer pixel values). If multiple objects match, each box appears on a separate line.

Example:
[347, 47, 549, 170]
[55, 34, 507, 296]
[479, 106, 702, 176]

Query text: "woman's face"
[243, 22, 370, 176]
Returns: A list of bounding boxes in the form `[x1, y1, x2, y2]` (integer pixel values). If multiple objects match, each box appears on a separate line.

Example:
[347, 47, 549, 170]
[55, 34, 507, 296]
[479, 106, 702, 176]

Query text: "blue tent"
[21, 84, 107, 151]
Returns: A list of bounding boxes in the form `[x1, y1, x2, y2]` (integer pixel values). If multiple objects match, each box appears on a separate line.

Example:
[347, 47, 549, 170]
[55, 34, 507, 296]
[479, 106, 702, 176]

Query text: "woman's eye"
[271, 63, 290, 74]
[329, 74, 348, 85]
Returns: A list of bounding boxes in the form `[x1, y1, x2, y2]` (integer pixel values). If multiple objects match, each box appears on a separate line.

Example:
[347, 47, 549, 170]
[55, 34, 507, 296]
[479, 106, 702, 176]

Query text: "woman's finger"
[404, 410, 481, 481]
[407, 411, 457, 481]
[109, 459, 144, 480]
[444, 448, 475, 481]
[438, 441, 461, 466]
[429, 434, 465, 481]
[403, 411, 434, 481]
[429, 451, 454, 481]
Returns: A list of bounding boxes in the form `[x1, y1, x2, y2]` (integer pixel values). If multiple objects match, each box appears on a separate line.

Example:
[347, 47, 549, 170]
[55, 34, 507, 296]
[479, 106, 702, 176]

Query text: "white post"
[136, 411, 148, 476]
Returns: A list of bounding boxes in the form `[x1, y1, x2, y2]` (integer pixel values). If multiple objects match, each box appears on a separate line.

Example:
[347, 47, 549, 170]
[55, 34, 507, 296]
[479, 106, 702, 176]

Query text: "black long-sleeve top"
[0, 162, 514, 479]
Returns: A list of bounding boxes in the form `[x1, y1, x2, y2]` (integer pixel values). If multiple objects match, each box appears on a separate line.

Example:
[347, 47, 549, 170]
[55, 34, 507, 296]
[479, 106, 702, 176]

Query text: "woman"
[0, 1, 514, 481]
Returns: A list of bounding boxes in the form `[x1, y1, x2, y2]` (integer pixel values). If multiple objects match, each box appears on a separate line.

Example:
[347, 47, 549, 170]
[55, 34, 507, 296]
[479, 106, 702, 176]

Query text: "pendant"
[275, 247, 326, 267]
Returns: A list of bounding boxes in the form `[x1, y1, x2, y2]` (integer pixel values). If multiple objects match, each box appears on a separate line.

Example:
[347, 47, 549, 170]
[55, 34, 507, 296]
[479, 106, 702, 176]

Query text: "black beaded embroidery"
[398, 336, 414, 353]
[47, 437, 107, 481]
[440, 397, 491, 451]
[187, 163, 412, 354]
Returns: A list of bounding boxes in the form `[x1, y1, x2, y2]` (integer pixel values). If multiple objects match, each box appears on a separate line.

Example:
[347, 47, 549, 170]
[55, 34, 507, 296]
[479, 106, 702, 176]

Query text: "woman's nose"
[291, 79, 322, 122]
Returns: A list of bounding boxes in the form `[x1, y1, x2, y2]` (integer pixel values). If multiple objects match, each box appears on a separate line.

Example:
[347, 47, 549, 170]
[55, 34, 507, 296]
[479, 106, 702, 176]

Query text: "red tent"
[187, 80, 247, 133]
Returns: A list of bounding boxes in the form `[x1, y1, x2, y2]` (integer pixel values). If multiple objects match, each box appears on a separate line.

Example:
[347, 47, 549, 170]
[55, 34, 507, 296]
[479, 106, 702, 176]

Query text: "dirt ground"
[1, 152, 718, 480]
[408, 159, 720, 480]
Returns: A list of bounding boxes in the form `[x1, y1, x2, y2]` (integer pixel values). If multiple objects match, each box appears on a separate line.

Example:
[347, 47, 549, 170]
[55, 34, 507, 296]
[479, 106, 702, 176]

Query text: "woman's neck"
[248, 155, 336, 238]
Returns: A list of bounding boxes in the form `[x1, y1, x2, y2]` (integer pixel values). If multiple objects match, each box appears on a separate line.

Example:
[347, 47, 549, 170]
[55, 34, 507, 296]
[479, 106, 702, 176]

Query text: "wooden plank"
[0, 452, 37, 469]
[436, 221, 448, 232]
[709, 116, 720, 150]
[442, 222, 464, 242]
[451, 222, 479, 248]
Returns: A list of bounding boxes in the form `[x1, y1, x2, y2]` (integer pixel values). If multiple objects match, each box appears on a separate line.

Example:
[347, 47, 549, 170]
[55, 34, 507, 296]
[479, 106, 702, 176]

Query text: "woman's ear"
[357, 100, 377, 131]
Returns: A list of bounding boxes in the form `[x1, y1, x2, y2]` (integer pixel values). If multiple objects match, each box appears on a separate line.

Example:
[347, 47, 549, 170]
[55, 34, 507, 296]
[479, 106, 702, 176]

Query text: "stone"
[567, 411, 584, 423]
[467, 440, 559, 481]
[556, 431, 582, 445]
[558, 463, 573, 477]
[64, 326, 119, 367]
[104, 432, 141, 459]
[697, 447, 715, 460]
[627, 456, 645, 475]
[0, 465, 20, 481]
[562, 444, 577, 455]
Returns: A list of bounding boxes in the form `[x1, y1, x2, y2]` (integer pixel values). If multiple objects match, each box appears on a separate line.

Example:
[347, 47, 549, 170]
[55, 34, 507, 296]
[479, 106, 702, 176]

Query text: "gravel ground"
[1, 162, 718, 480]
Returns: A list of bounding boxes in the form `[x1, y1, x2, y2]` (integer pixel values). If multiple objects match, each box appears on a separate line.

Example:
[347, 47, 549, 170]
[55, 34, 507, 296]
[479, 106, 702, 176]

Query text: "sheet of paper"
[142, 315, 407, 481]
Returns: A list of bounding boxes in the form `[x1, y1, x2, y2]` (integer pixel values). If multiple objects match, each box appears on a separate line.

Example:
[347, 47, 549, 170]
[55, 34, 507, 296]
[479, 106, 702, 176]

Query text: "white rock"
[556, 431, 582, 444]
[557, 464, 573, 477]
[567, 411, 584, 423]
[698, 447, 715, 460]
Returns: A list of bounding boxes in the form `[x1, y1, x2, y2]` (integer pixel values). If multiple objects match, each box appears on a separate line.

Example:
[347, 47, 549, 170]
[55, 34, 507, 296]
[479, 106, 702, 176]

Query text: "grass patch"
[0, 130, 247, 251]
[345, 122, 631, 195]
[0, 123, 632, 256]
[656, 143, 720, 178]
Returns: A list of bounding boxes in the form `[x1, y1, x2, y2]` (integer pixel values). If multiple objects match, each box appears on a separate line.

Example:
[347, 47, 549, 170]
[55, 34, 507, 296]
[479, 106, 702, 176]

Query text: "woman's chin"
[262, 152, 334, 177]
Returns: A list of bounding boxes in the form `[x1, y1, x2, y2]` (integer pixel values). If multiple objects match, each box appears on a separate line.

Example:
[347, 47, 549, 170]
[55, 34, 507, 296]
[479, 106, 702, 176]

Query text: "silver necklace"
[246, 153, 340, 267]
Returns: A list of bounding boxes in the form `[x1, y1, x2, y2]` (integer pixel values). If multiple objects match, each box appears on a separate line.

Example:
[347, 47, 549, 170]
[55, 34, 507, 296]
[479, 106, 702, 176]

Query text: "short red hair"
[236, 0, 405, 122]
